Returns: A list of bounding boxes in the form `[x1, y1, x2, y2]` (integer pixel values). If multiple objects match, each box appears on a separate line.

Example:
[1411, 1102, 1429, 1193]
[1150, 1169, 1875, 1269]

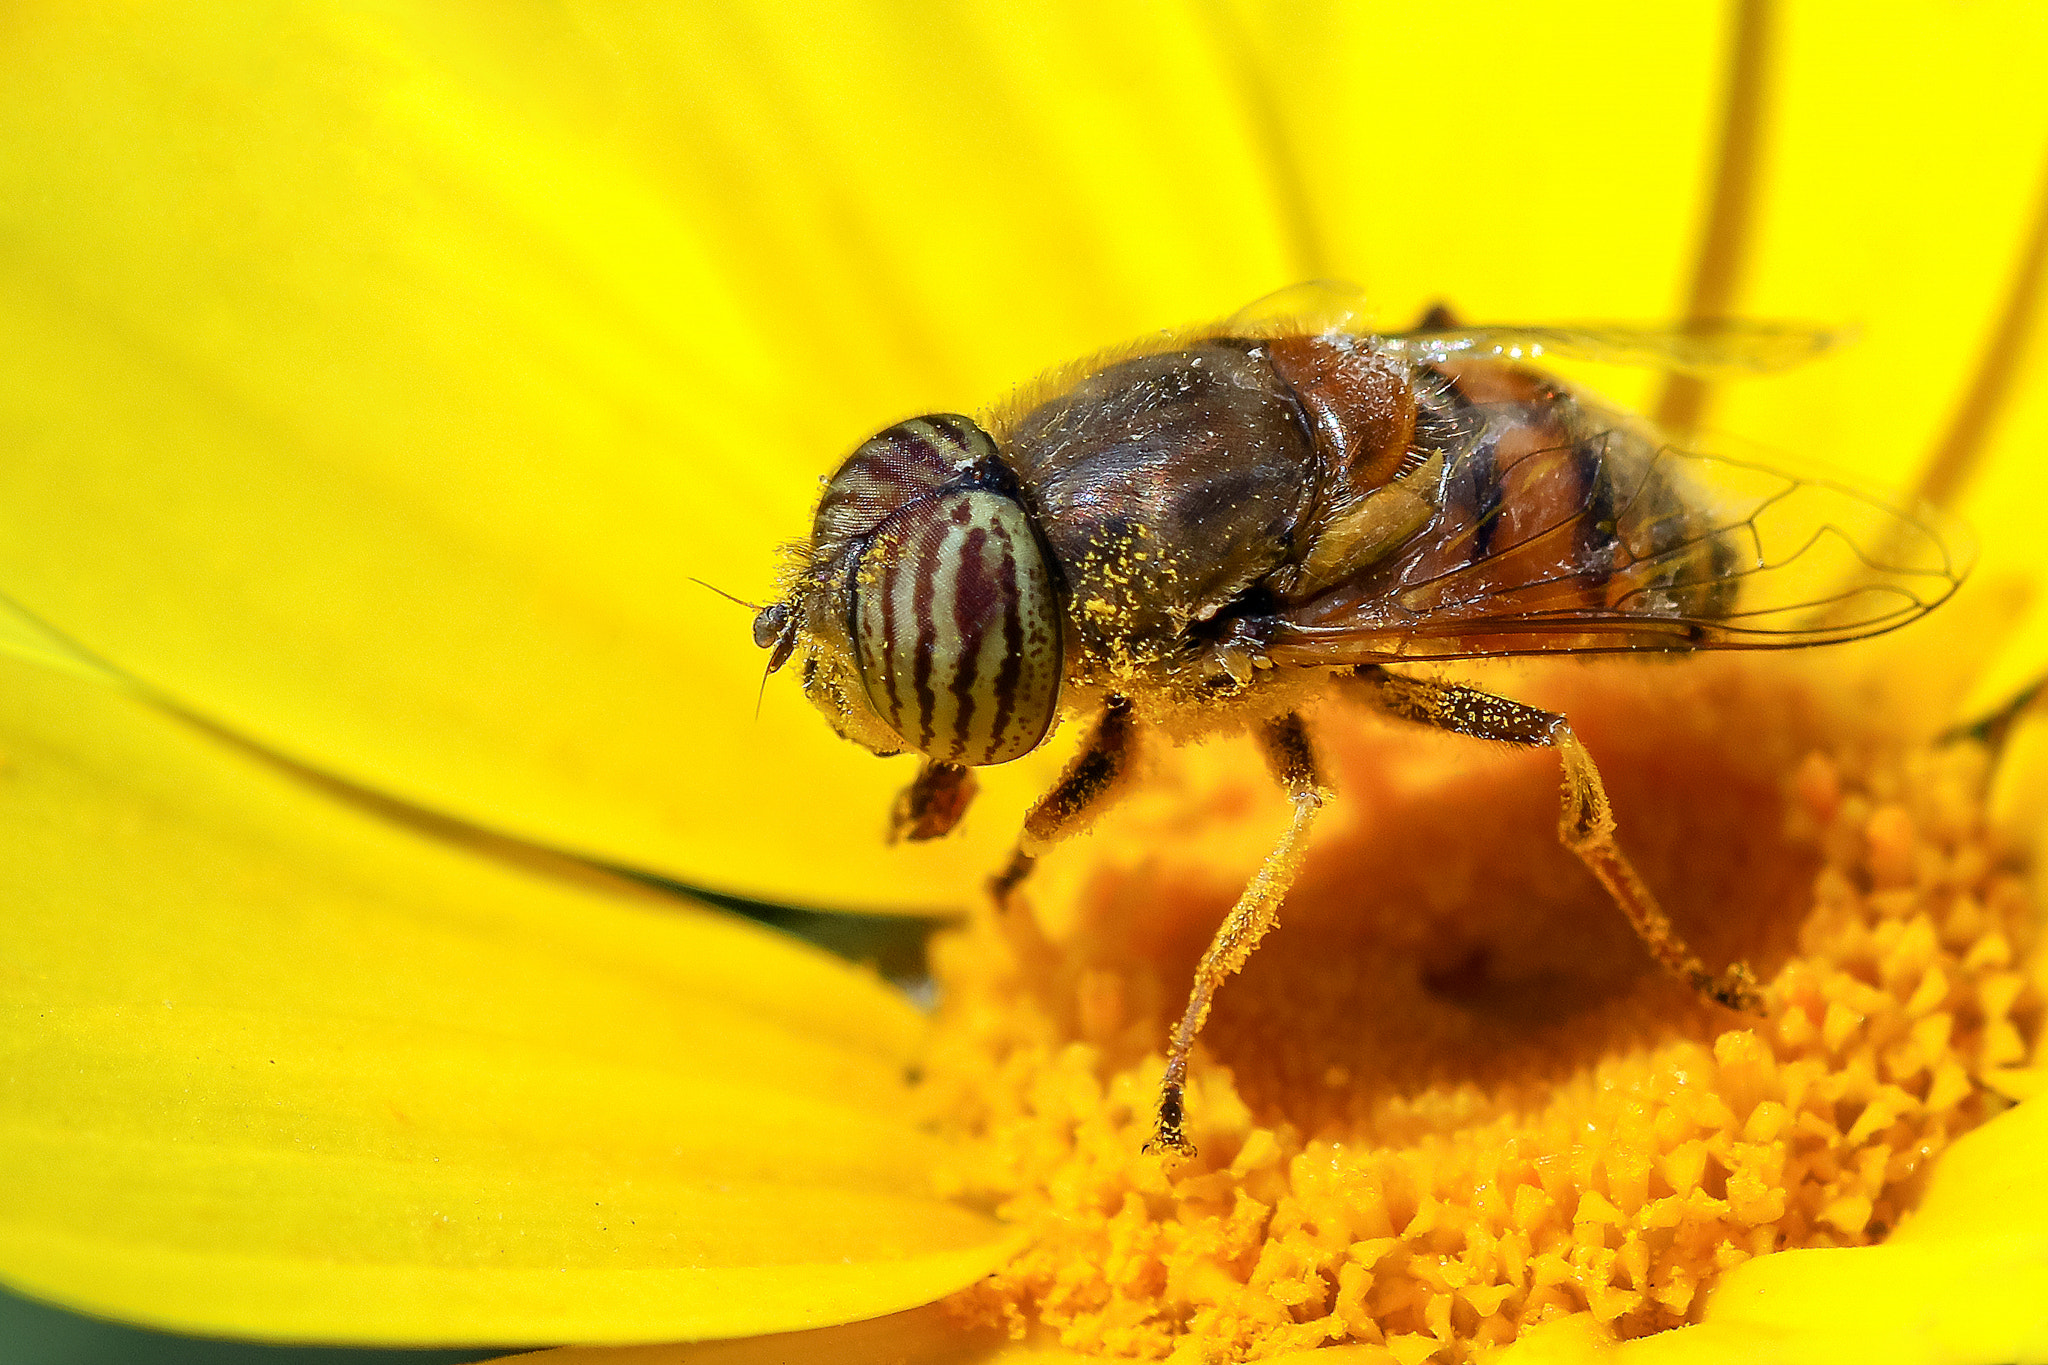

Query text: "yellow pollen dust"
[916, 654, 2044, 1363]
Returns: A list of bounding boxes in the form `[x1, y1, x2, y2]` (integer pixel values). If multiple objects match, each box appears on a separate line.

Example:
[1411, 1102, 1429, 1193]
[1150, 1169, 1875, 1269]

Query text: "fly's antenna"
[689, 577, 762, 611]
[689, 578, 793, 721]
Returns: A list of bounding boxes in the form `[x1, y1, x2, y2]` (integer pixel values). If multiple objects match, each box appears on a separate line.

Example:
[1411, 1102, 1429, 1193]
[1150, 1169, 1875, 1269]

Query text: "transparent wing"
[1225, 282, 1844, 378]
[1390, 322, 1848, 378]
[1265, 401, 1972, 665]
[1226, 279, 1377, 335]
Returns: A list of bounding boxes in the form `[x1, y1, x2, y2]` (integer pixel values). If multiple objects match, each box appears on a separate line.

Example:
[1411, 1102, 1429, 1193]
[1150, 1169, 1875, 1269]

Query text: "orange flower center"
[916, 654, 2043, 1362]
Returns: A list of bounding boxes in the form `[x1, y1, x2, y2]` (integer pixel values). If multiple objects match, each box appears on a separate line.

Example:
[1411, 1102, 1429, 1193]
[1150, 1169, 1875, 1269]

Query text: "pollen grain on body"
[915, 653, 2043, 1362]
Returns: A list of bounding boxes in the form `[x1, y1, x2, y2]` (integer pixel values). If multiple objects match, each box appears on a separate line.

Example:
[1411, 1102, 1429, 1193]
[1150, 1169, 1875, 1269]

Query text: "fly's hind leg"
[1150, 713, 1330, 1159]
[1350, 664, 1765, 1014]
[990, 697, 1140, 909]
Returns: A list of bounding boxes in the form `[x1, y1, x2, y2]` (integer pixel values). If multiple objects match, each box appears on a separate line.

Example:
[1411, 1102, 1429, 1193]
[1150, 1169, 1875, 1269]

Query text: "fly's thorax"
[1000, 342, 1318, 673]
[1248, 333, 1441, 604]
[783, 415, 1063, 767]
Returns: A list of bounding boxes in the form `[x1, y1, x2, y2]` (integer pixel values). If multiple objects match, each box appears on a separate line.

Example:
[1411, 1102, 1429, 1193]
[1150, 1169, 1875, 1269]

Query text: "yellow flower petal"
[1220, 2, 1725, 327]
[8, 3, 2035, 919]
[499, 1302, 1088, 1365]
[1708, 3, 2048, 688]
[0, 2, 1308, 913]
[1718, 4, 2048, 477]
[0, 656, 1009, 1344]
[1947, 234, 2048, 702]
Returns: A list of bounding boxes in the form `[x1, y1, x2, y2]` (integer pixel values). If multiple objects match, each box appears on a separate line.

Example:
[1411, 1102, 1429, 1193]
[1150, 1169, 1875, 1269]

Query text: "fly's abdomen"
[1397, 361, 1734, 627]
[1269, 356, 1738, 656]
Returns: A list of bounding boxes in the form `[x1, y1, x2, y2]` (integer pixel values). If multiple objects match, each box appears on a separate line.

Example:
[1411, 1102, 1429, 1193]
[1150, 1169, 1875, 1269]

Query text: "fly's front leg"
[990, 697, 1140, 908]
[1150, 713, 1329, 1159]
[1351, 664, 1764, 1014]
[888, 762, 979, 844]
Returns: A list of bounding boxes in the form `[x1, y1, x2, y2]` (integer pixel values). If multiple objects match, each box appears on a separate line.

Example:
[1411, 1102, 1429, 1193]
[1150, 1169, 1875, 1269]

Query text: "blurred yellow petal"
[0, 655, 1009, 1343]
[0, 1, 1310, 913]
[1718, 4, 2048, 688]
[502, 1302, 1086, 1365]
[1939, 184, 2048, 706]
[1222, 2, 1725, 328]
[1722, 4, 2048, 478]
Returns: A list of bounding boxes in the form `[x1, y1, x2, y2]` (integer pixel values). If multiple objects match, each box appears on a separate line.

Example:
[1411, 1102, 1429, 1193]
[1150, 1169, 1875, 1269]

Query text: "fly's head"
[760, 414, 1064, 767]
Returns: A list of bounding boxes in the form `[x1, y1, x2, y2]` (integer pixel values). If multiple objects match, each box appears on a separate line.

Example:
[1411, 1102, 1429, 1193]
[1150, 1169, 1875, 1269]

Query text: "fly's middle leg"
[1349, 664, 1765, 1015]
[1150, 712, 1329, 1159]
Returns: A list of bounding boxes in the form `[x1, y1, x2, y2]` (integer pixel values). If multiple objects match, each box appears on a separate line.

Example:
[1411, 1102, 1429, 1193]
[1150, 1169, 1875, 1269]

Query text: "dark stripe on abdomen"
[1467, 438, 1505, 560]
[1570, 426, 1620, 588]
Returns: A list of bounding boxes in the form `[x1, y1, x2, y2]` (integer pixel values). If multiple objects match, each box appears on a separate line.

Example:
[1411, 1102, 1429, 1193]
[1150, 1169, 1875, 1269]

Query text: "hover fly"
[755, 282, 1968, 1157]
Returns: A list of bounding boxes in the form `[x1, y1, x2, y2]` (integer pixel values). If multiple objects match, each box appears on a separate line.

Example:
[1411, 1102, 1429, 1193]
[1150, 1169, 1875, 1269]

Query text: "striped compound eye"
[836, 422, 1061, 766]
[853, 484, 1061, 765]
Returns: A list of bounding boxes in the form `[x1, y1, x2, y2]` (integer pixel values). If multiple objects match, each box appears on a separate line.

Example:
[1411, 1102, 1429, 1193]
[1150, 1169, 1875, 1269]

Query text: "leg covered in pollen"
[1348, 663, 1763, 1013]
[990, 697, 1140, 907]
[1150, 712, 1329, 1158]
